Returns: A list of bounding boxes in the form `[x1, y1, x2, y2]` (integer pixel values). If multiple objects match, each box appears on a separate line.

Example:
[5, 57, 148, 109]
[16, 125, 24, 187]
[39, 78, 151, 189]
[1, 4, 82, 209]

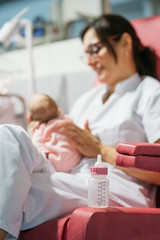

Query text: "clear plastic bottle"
[88, 154, 109, 208]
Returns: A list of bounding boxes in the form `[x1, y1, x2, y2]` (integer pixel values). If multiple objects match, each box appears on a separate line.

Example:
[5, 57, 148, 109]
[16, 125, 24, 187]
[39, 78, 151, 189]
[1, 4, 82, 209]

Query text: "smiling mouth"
[96, 67, 104, 74]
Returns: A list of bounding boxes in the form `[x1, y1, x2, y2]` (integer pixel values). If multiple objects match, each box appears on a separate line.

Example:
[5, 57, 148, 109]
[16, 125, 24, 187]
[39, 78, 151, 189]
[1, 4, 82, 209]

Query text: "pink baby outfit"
[31, 114, 81, 172]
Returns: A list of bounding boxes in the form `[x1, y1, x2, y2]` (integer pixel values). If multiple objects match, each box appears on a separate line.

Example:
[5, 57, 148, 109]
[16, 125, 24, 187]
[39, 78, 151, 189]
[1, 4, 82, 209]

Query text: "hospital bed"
[18, 14, 160, 240]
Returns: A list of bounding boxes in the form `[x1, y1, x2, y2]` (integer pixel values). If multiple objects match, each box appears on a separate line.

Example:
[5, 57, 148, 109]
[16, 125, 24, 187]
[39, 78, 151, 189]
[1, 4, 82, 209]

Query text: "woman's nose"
[86, 54, 97, 66]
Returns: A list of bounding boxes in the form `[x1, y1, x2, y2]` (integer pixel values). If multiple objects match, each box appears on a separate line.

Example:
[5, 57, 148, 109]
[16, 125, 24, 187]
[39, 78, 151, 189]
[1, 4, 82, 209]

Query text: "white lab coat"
[1, 73, 160, 239]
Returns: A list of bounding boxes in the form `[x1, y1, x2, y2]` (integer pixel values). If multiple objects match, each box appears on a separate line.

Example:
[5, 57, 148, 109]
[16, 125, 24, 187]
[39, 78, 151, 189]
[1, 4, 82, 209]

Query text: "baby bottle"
[88, 154, 109, 208]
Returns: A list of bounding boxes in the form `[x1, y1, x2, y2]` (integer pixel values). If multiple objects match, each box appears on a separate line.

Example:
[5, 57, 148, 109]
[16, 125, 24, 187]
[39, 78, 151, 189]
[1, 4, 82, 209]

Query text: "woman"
[64, 13, 160, 184]
[1, 14, 160, 239]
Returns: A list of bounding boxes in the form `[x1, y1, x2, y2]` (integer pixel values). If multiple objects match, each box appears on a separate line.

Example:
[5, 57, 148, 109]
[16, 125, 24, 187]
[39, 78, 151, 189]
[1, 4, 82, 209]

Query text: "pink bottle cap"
[90, 167, 108, 175]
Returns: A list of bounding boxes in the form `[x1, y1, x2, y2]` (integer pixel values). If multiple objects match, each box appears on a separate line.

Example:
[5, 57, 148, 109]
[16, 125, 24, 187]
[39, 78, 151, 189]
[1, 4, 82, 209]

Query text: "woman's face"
[82, 28, 134, 90]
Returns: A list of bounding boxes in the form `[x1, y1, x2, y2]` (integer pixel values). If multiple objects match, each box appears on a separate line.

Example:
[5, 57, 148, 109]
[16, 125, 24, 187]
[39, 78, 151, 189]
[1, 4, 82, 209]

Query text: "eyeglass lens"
[80, 41, 104, 63]
[86, 42, 103, 55]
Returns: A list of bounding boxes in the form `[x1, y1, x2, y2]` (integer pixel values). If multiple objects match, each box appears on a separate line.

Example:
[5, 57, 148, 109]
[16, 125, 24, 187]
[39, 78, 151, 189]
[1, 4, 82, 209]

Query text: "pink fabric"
[116, 142, 160, 156]
[31, 114, 81, 172]
[19, 206, 160, 240]
[19, 214, 71, 240]
[67, 207, 160, 240]
[116, 153, 160, 172]
[116, 142, 160, 171]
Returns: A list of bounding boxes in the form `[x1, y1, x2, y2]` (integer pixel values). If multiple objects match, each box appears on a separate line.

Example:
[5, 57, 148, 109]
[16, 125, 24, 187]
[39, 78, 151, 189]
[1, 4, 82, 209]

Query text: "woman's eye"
[91, 46, 99, 54]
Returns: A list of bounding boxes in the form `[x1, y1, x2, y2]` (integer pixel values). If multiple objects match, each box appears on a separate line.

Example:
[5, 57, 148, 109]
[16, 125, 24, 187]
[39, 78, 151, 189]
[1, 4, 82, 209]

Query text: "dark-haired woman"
[1, 14, 160, 239]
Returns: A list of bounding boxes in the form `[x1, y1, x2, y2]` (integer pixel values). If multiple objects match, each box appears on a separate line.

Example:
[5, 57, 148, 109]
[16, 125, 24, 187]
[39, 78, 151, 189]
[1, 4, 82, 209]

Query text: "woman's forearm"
[100, 144, 160, 186]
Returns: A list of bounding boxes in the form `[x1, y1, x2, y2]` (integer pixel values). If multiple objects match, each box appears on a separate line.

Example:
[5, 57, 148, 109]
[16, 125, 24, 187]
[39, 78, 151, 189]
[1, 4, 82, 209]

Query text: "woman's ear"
[121, 32, 132, 51]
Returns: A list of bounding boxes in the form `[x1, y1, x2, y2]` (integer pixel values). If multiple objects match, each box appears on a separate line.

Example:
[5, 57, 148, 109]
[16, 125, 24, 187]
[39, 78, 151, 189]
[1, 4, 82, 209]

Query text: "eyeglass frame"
[80, 34, 121, 63]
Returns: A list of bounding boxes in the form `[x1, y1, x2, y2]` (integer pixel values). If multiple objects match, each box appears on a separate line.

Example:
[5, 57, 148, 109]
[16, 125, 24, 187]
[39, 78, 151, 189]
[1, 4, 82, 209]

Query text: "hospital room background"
[0, 0, 159, 131]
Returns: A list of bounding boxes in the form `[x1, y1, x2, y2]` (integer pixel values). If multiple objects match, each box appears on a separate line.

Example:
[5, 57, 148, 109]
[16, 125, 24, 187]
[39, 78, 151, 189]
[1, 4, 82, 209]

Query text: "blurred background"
[0, 0, 159, 129]
[0, 0, 159, 50]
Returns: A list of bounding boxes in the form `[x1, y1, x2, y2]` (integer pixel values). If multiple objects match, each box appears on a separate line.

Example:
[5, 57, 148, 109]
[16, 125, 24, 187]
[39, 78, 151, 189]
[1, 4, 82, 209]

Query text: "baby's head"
[29, 93, 59, 122]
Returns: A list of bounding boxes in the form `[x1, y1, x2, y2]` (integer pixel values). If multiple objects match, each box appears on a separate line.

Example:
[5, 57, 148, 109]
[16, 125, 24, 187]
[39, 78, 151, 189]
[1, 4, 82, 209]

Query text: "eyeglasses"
[80, 34, 121, 63]
[80, 41, 105, 63]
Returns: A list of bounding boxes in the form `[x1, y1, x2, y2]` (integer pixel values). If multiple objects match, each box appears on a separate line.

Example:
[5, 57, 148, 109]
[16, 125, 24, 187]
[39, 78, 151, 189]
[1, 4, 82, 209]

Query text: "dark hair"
[80, 14, 157, 79]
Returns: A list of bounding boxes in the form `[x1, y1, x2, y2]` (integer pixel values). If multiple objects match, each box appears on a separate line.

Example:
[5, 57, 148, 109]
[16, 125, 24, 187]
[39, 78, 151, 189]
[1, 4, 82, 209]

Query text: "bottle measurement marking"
[97, 180, 107, 206]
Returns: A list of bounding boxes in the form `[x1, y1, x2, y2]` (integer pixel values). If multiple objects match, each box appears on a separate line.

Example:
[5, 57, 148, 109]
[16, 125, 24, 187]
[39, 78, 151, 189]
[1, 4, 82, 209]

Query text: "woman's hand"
[58, 120, 102, 158]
